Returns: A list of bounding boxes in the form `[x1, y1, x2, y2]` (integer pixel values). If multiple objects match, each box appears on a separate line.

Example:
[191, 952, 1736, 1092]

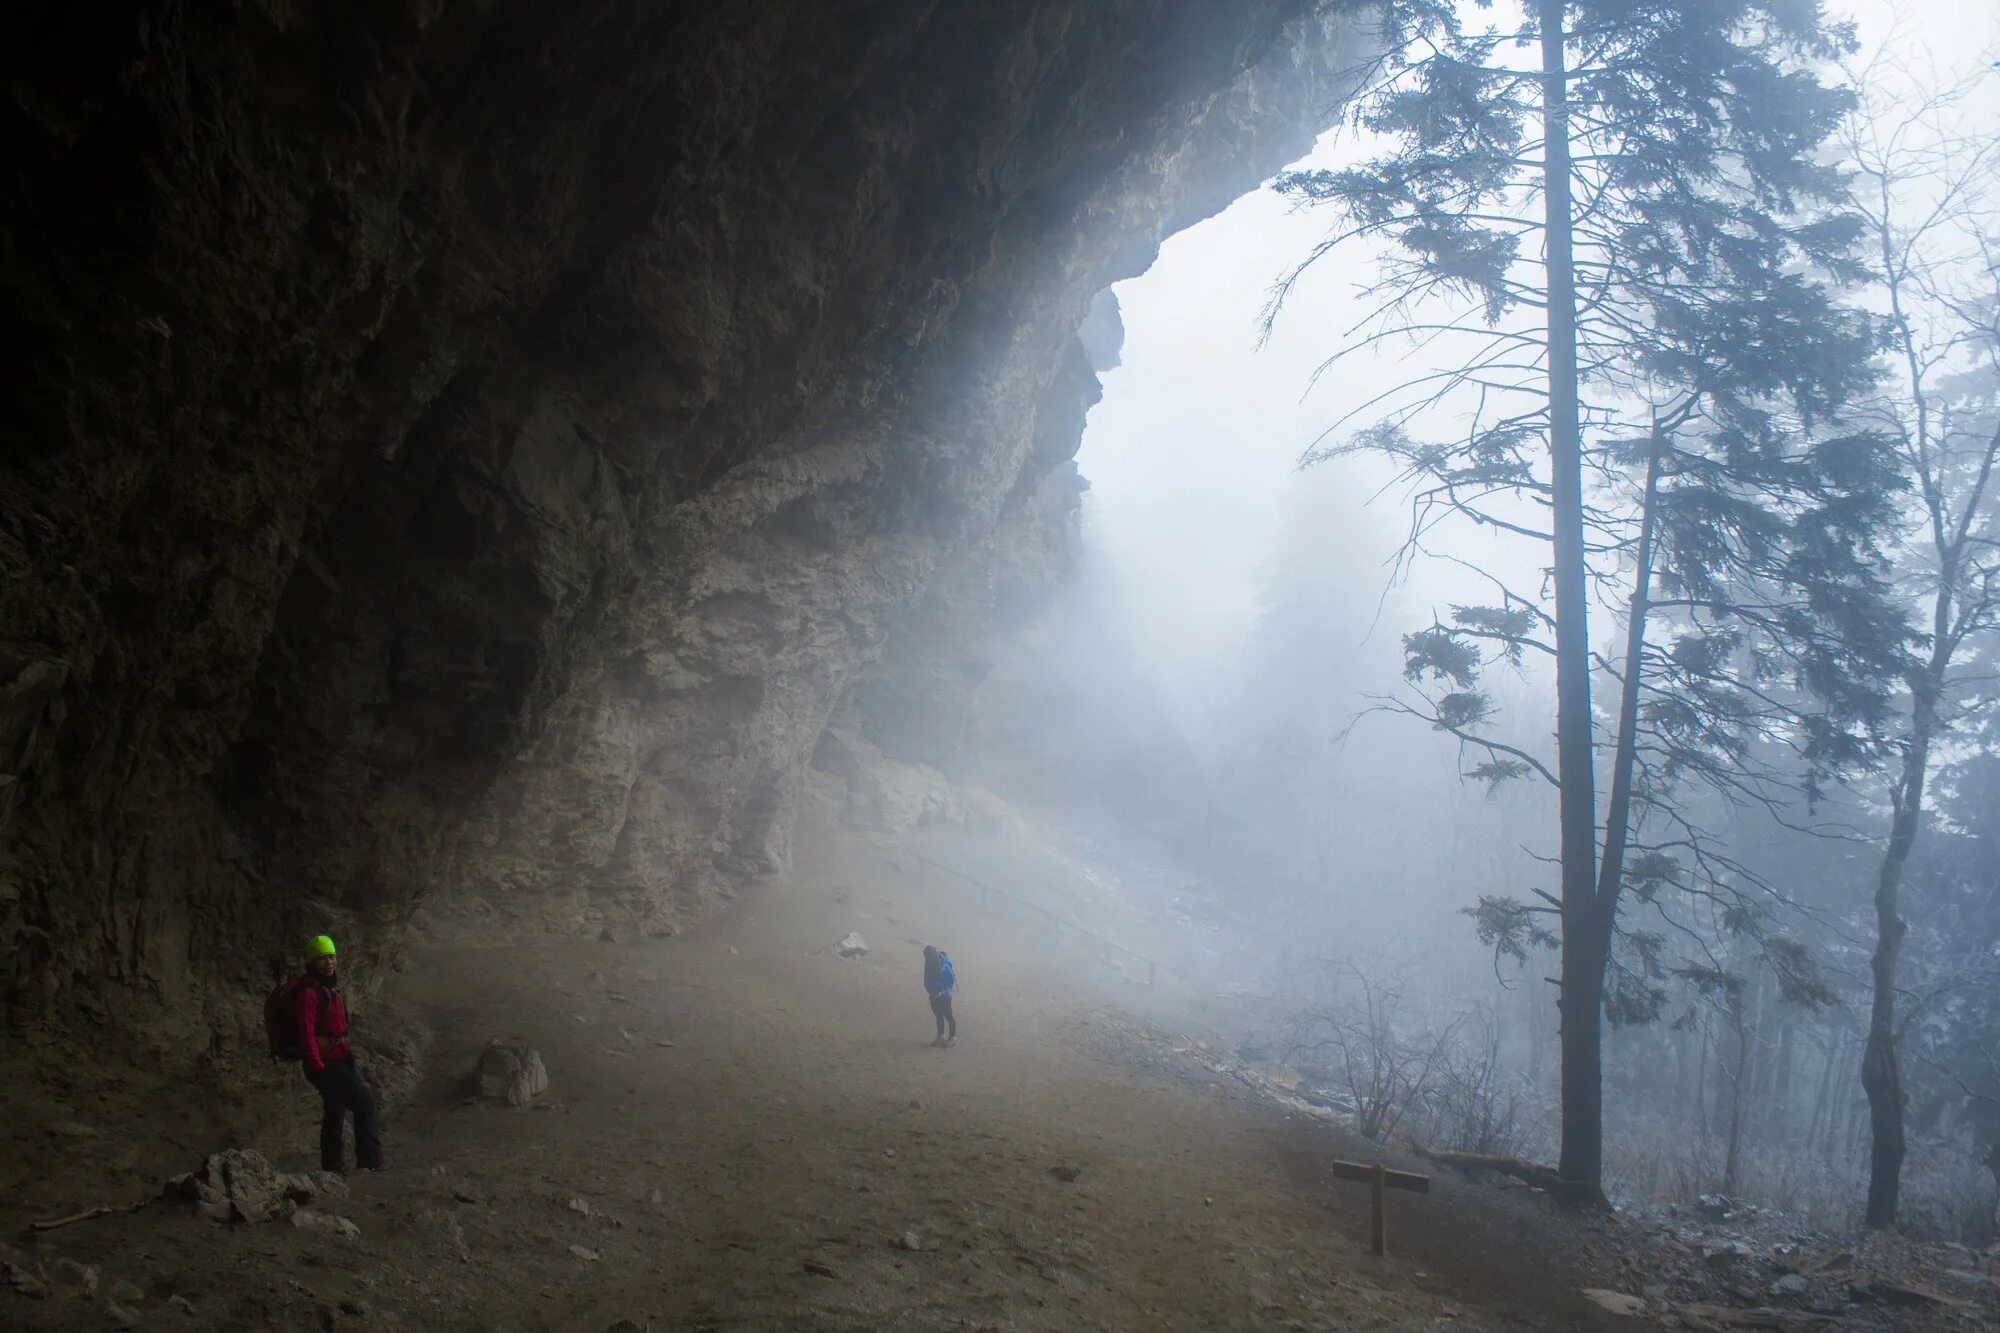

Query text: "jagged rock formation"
[837, 291, 1210, 856]
[0, 1, 1368, 1047]
[834, 339, 1097, 779]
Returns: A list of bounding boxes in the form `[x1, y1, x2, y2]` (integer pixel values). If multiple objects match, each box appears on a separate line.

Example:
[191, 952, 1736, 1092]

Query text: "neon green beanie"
[309, 934, 338, 958]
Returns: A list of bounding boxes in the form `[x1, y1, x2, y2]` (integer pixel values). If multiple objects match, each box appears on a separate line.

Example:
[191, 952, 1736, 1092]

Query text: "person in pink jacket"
[297, 935, 383, 1173]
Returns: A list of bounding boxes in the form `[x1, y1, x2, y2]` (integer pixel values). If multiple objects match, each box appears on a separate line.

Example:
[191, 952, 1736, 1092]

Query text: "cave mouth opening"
[0, 1, 1377, 1051]
[1075, 127, 1358, 741]
[1047, 121, 1536, 946]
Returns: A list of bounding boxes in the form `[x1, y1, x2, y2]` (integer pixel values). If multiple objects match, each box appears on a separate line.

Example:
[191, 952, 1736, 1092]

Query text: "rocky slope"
[0, 1, 1369, 1050]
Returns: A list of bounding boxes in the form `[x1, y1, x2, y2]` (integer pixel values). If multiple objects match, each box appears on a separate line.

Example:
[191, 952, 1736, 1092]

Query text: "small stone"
[50, 1258, 99, 1298]
[285, 1169, 350, 1204]
[1773, 1274, 1810, 1298]
[835, 933, 868, 958]
[453, 1185, 485, 1205]
[183, 1148, 292, 1224]
[1702, 1239, 1756, 1268]
[422, 1207, 472, 1263]
[1047, 1165, 1080, 1183]
[105, 1298, 141, 1327]
[598, 927, 619, 944]
[566, 1196, 592, 1218]
[898, 1230, 934, 1252]
[289, 1211, 361, 1239]
[647, 1189, 664, 1205]
[104, 1275, 145, 1303]
[568, 1244, 601, 1262]
[1579, 1289, 1649, 1317]
[4, 1261, 51, 1299]
[170, 1294, 196, 1313]
[340, 1298, 371, 1316]
[475, 1043, 549, 1107]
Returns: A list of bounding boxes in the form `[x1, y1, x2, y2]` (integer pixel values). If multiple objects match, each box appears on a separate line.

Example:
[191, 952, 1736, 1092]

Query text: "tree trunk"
[1805, 1032, 1833, 1152]
[1675, 1024, 1695, 1120]
[1528, 982, 1546, 1080]
[1696, 1018, 1712, 1138]
[1593, 430, 1662, 917]
[1772, 1019, 1797, 1138]
[1540, 0, 1605, 1205]
[1864, 648, 1944, 1229]
[1862, 749, 1918, 1227]
[1832, 1040, 1864, 1169]
[1723, 994, 1750, 1194]
[1749, 979, 1778, 1112]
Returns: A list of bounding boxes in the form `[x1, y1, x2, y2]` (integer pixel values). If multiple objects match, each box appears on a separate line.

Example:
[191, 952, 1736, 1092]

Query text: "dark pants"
[308, 1058, 382, 1172]
[930, 992, 956, 1040]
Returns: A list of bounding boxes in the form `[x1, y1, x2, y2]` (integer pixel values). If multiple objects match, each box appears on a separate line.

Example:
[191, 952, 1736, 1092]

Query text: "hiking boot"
[943, 1037, 956, 1048]
[930, 1036, 945, 1048]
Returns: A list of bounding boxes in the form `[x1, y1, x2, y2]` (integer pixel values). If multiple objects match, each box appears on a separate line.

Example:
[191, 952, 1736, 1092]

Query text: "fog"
[1083, 0, 1988, 736]
[996, 0, 2000, 1243]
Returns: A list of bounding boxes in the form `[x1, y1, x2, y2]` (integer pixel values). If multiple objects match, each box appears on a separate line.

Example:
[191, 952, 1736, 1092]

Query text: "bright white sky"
[1076, 0, 2000, 730]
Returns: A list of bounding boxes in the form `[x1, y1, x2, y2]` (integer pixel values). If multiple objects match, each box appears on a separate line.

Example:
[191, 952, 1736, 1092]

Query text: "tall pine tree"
[1268, 0, 1897, 1202]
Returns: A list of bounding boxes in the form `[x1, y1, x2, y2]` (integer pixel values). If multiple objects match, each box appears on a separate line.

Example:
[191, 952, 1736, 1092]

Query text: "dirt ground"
[4, 818, 1646, 1331]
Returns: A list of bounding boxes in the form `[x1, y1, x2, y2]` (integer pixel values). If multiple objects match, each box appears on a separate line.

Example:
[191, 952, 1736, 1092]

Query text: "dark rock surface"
[1, 1, 1370, 1049]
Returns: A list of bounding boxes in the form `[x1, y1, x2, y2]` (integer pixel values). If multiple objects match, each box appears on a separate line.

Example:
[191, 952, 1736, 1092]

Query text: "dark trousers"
[308, 1058, 382, 1171]
[930, 992, 956, 1039]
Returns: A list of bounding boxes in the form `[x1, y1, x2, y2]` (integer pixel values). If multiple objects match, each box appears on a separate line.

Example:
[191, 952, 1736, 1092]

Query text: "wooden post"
[1328, 1159, 1428, 1258]
[1370, 1162, 1387, 1256]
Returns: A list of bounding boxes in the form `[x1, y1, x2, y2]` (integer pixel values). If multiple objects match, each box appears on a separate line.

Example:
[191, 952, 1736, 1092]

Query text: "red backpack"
[264, 976, 312, 1061]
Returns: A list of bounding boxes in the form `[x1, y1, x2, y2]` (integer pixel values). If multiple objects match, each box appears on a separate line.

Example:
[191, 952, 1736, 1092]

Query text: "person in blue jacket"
[922, 944, 957, 1047]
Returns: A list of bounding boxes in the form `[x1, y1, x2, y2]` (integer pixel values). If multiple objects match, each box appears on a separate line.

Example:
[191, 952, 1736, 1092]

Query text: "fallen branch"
[1846, 1276, 1971, 1311]
[1410, 1144, 1573, 1196]
[1677, 1303, 1836, 1330]
[1793, 1250, 1852, 1276]
[27, 1205, 115, 1231]
[25, 1196, 155, 1233]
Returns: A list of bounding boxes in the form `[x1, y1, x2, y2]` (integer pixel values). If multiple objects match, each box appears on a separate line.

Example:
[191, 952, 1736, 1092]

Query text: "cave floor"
[5, 819, 1634, 1331]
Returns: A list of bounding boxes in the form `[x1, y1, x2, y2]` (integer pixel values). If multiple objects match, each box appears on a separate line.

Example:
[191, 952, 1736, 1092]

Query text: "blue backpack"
[932, 951, 956, 993]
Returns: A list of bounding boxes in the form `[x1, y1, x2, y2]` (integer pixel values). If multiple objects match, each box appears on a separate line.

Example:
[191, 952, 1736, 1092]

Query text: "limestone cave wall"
[0, 0, 1367, 1049]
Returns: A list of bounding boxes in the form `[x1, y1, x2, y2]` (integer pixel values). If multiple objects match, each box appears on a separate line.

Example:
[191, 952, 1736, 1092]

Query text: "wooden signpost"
[1330, 1159, 1430, 1256]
